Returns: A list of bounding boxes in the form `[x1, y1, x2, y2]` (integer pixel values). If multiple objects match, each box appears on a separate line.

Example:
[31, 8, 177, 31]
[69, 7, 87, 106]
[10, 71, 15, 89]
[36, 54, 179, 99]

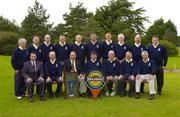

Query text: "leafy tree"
[0, 16, 19, 32]
[145, 18, 178, 45]
[20, 0, 53, 43]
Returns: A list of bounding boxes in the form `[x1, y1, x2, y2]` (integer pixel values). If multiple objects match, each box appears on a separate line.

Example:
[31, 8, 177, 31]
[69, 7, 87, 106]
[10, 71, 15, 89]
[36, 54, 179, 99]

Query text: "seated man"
[135, 51, 157, 100]
[103, 50, 120, 96]
[64, 51, 86, 97]
[44, 51, 63, 98]
[118, 51, 136, 97]
[85, 51, 102, 73]
[22, 52, 46, 102]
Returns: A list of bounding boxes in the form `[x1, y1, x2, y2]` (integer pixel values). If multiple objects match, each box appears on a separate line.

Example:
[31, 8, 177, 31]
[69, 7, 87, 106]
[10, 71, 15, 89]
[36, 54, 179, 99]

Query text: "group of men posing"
[11, 32, 168, 102]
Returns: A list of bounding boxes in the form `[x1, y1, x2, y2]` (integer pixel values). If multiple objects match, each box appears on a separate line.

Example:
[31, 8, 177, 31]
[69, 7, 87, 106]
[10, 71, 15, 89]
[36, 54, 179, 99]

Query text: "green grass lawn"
[0, 56, 180, 117]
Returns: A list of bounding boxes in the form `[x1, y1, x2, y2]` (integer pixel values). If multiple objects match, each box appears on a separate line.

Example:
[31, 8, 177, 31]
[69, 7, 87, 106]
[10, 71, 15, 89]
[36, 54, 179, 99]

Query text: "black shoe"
[29, 97, 33, 102]
[158, 89, 162, 95]
[135, 93, 140, 99]
[40, 96, 46, 101]
[149, 94, 155, 100]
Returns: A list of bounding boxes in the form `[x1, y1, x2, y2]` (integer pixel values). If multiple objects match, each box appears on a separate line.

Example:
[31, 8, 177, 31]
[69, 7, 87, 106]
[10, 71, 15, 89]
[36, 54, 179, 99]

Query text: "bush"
[160, 40, 179, 57]
[0, 31, 19, 55]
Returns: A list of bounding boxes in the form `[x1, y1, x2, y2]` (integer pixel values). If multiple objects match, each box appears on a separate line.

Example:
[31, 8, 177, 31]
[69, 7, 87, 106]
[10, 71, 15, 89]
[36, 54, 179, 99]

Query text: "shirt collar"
[153, 43, 159, 48]
[126, 59, 133, 63]
[70, 59, 76, 63]
[44, 41, 50, 46]
[134, 43, 141, 47]
[143, 58, 150, 63]
[33, 44, 39, 49]
[91, 40, 97, 45]
[50, 59, 56, 64]
[91, 59, 97, 63]
[75, 41, 81, 46]
[118, 41, 124, 46]
[19, 46, 25, 50]
[106, 40, 112, 45]
[59, 42, 66, 46]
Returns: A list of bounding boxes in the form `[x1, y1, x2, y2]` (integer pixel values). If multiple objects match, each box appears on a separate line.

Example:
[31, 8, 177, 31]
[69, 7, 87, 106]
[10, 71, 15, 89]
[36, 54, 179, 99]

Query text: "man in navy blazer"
[22, 52, 46, 102]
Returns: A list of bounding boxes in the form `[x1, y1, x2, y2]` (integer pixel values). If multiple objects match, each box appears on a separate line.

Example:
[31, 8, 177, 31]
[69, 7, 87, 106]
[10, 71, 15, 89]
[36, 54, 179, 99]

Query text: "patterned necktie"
[71, 61, 75, 72]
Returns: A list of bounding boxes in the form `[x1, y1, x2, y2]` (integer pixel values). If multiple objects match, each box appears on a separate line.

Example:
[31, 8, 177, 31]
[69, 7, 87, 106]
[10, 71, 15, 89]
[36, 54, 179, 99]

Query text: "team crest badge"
[124, 46, 126, 50]
[50, 46, 53, 50]
[113, 63, 116, 67]
[39, 49, 41, 53]
[96, 44, 99, 48]
[96, 62, 99, 66]
[81, 45, 84, 49]
[131, 63, 133, 66]
[55, 64, 58, 68]
[148, 63, 151, 67]
[158, 48, 161, 51]
[141, 48, 144, 51]
[111, 45, 113, 48]
[65, 46, 68, 50]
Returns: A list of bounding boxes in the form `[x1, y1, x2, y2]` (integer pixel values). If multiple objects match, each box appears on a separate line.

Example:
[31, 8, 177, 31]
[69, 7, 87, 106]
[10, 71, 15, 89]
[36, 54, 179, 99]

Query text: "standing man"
[102, 32, 115, 60]
[11, 38, 28, 99]
[85, 33, 102, 60]
[22, 52, 46, 102]
[39, 34, 54, 63]
[114, 34, 129, 62]
[147, 36, 168, 95]
[44, 51, 63, 98]
[135, 51, 157, 100]
[27, 35, 42, 62]
[70, 34, 86, 68]
[64, 51, 86, 97]
[103, 50, 120, 96]
[130, 34, 146, 93]
[54, 35, 70, 66]
[118, 51, 136, 97]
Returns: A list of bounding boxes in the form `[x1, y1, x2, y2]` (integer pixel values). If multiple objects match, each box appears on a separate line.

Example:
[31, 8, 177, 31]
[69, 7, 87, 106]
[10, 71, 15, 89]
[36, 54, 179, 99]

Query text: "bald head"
[108, 50, 115, 60]
[49, 51, 56, 61]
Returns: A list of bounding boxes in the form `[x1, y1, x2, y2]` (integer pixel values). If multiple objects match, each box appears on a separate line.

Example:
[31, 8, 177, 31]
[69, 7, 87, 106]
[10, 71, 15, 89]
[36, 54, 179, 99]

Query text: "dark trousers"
[14, 70, 25, 96]
[26, 78, 45, 98]
[46, 77, 63, 95]
[118, 74, 135, 95]
[156, 66, 164, 91]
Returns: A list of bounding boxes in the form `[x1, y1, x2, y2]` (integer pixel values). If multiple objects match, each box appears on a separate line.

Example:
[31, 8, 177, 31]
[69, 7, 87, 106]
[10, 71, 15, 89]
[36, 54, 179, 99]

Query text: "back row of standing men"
[11, 32, 168, 101]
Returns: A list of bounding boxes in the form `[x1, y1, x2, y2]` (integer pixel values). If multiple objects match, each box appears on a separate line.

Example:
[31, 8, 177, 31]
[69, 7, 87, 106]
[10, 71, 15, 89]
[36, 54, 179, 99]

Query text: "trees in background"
[0, 0, 179, 56]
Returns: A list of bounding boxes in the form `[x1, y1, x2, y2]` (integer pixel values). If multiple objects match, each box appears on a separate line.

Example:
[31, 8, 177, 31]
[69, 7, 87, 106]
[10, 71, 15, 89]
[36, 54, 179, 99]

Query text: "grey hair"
[118, 33, 125, 39]
[108, 50, 115, 54]
[141, 51, 149, 56]
[18, 38, 26, 44]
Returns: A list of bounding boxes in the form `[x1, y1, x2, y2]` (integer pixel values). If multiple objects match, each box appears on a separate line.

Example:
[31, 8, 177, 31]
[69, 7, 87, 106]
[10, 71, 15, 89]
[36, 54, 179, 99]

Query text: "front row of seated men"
[21, 48, 157, 102]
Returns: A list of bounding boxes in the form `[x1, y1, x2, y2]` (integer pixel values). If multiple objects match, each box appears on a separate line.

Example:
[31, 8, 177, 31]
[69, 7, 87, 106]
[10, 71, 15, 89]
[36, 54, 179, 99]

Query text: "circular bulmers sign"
[85, 69, 106, 90]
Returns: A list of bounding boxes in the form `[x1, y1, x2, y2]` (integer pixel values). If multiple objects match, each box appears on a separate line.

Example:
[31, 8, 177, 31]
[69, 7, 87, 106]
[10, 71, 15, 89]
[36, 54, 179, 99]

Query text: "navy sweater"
[11, 48, 28, 70]
[101, 41, 115, 60]
[85, 59, 102, 73]
[85, 41, 102, 60]
[147, 44, 168, 66]
[70, 43, 86, 62]
[44, 60, 62, 78]
[130, 44, 146, 63]
[103, 59, 120, 76]
[120, 60, 136, 75]
[39, 43, 54, 63]
[54, 43, 70, 62]
[27, 45, 42, 61]
[114, 43, 129, 60]
[136, 59, 157, 75]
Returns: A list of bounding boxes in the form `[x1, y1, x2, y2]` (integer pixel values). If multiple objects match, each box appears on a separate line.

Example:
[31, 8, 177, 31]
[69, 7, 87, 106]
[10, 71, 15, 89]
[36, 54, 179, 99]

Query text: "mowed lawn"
[0, 56, 180, 117]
